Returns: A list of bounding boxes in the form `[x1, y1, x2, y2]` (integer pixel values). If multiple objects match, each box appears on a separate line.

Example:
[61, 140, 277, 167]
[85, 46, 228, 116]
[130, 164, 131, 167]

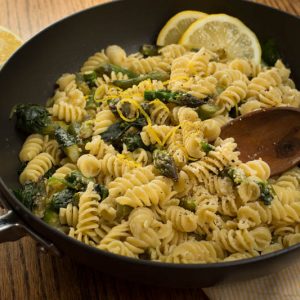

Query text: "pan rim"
[1, 0, 300, 272]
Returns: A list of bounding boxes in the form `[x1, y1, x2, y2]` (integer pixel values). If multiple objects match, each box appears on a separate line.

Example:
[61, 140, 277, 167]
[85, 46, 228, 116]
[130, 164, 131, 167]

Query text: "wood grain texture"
[0, 0, 299, 299]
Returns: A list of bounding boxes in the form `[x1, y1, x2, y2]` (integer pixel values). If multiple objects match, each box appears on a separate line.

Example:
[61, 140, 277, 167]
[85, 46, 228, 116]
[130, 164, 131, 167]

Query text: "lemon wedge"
[157, 10, 207, 46]
[179, 14, 261, 64]
[0, 26, 22, 66]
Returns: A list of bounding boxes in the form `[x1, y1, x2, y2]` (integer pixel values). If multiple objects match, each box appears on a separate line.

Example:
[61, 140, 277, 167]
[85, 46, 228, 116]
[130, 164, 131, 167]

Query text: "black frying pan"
[0, 0, 300, 288]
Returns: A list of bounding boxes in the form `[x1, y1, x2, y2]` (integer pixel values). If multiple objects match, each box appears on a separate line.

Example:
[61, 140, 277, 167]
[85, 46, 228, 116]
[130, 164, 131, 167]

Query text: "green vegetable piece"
[43, 208, 60, 226]
[55, 127, 80, 162]
[96, 63, 138, 79]
[113, 72, 169, 89]
[50, 188, 75, 212]
[75, 73, 90, 95]
[101, 121, 131, 143]
[139, 44, 159, 57]
[226, 168, 245, 185]
[144, 89, 206, 108]
[116, 204, 133, 221]
[10, 104, 57, 135]
[201, 141, 215, 154]
[262, 39, 281, 66]
[179, 198, 196, 212]
[94, 184, 109, 200]
[83, 71, 97, 87]
[65, 171, 94, 191]
[44, 166, 57, 179]
[53, 121, 69, 131]
[121, 134, 146, 152]
[68, 122, 81, 138]
[55, 127, 76, 147]
[197, 103, 220, 120]
[86, 91, 99, 110]
[257, 181, 274, 205]
[153, 149, 178, 181]
[101, 117, 147, 150]
[107, 98, 120, 114]
[13, 181, 46, 210]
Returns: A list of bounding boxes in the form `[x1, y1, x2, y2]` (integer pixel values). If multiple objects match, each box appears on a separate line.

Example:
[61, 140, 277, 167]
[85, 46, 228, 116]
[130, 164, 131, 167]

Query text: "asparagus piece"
[113, 72, 169, 89]
[153, 149, 178, 181]
[54, 127, 81, 163]
[144, 89, 207, 108]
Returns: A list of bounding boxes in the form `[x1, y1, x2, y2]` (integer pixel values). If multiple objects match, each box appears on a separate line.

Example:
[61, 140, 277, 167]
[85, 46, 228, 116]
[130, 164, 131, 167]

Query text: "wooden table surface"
[0, 0, 299, 299]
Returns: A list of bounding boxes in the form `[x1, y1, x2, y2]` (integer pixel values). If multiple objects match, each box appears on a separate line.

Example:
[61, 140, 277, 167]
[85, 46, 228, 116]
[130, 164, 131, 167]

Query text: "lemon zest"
[149, 99, 170, 114]
[117, 98, 140, 122]
[117, 154, 142, 168]
[162, 125, 180, 146]
[115, 97, 164, 146]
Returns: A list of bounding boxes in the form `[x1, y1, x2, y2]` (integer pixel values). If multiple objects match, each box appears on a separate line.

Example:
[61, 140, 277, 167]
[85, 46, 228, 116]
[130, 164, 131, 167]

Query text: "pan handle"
[0, 209, 61, 256]
[0, 188, 61, 256]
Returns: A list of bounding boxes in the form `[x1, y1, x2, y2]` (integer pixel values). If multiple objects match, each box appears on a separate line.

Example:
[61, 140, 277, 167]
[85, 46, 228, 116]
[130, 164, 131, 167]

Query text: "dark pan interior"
[0, 0, 300, 287]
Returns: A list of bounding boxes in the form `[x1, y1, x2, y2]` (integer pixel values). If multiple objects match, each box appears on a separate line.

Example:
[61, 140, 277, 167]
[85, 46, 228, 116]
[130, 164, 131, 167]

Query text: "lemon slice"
[157, 10, 207, 46]
[179, 14, 261, 64]
[0, 26, 22, 66]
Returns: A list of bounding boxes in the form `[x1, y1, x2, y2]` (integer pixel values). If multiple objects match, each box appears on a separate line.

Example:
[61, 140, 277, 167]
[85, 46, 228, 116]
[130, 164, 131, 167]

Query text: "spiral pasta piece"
[77, 154, 101, 178]
[166, 206, 197, 233]
[19, 153, 54, 184]
[229, 58, 260, 77]
[215, 80, 248, 113]
[43, 137, 63, 165]
[212, 227, 272, 253]
[98, 221, 130, 249]
[59, 203, 79, 227]
[75, 182, 100, 234]
[80, 50, 109, 73]
[149, 99, 170, 125]
[214, 69, 248, 87]
[126, 56, 169, 74]
[85, 135, 116, 159]
[128, 207, 161, 247]
[116, 176, 173, 208]
[239, 159, 271, 181]
[98, 153, 137, 179]
[159, 44, 187, 61]
[107, 166, 155, 199]
[106, 45, 127, 66]
[247, 68, 282, 98]
[161, 240, 221, 263]
[56, 73, 77, 94]
[19, 134, 44, 162]
[237, 202, 272, 229]
[93, 110, 117, 135]
[187, 76, 218, 99]
[50, 102, 86, 122]
[140, 125, 176, 146]
[183, 138, 240, 186]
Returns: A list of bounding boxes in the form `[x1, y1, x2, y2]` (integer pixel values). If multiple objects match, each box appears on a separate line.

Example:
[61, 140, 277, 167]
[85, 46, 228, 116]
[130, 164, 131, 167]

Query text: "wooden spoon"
[220, 107, 300, 176]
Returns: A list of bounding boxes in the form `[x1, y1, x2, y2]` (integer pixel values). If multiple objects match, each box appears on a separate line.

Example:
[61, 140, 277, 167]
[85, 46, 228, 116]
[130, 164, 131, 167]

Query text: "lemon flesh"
[179, 14, 261, 64]
[0, 26, 22, 65]
[157, 10, 207, 46]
